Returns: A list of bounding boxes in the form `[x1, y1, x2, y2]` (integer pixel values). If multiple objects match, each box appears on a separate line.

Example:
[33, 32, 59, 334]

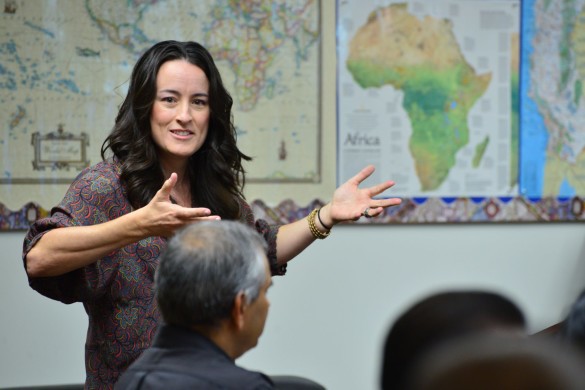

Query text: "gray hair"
[155, 220, 268, 328]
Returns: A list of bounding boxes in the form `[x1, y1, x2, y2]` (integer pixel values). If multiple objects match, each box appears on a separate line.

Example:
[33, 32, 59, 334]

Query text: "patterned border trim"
[250, 197, 585, 225]
[0, 202, 49, 231]
[2, 196, 584, 231]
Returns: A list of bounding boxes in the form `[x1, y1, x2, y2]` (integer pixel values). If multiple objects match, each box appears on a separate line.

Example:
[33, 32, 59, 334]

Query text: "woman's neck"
[161, 161, 191, 207]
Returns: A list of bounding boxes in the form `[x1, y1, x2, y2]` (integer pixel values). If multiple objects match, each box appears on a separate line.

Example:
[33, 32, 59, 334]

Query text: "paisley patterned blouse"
[22, 159, 284, 389]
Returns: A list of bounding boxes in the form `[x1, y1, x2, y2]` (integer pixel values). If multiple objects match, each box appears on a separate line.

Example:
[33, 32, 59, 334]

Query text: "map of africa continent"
[338, 0, 519, 198]
[0, 0, 320, 211]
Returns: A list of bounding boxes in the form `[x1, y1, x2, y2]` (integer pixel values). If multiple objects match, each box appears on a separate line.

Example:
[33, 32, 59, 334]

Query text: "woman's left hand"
[321, 165, 402, 226]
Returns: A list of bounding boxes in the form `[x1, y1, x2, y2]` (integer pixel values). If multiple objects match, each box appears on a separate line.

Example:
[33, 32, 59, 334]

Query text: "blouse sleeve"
[22, 161, 132, 303]
[238, 198, 286, 276]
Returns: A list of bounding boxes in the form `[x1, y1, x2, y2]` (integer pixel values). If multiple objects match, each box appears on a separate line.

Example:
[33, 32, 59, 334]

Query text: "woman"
[23, 40, 401, 389]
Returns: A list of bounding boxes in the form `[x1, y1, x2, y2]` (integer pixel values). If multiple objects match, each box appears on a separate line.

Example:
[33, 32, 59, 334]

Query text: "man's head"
[155, 220, 272, 358]
[381, 290, 526, 390]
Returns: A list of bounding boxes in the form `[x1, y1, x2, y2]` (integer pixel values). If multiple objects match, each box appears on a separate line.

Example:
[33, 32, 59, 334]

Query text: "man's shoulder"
[207, 363, 274, 389]
[116, 364, 273, 389]
[116, 339, 274, 390]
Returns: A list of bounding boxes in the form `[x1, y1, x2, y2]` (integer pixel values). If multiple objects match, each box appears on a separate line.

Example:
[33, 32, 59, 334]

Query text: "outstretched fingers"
[366, 179, 396, 198]
[349, 164, 376, 186]
[156, 172, 177, 201]
[377, 197, 403, 208]
[361, 175, 402, 217]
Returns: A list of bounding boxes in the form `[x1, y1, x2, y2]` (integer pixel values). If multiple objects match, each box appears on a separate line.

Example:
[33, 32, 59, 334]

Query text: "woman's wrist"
[317, 208, 332, 230]
[308, 209, 330, 239]
[317, 204, 334, 230]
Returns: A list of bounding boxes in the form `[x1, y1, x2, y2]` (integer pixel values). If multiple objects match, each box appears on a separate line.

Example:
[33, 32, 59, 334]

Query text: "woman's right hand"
[138, 172, 221, 237]
[26, 173, 221, 277]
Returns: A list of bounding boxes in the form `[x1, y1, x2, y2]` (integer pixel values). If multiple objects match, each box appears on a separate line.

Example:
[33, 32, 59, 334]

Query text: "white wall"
[2, 1, 585, 389]
[2, 224, 585, 389]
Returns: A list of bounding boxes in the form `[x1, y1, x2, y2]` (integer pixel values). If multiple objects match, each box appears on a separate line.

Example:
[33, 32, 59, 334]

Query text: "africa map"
[338, 0, 519, 198]
[333, 0, 585, 223]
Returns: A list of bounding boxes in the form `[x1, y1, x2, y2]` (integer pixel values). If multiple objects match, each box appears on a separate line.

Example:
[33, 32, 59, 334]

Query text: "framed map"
[520, 0, 585, 198]
[0, 0, 321, 230]
[336, 0, 585, 223]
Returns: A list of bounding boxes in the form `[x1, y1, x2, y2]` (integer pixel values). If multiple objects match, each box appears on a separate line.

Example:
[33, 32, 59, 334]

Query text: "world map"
[0, 0, 320, 210]
[521, 0, 585, 198]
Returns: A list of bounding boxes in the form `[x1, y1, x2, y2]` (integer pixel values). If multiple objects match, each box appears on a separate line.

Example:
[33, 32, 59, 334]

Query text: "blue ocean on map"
[519, 0, 548, 198]
[559, 178, 576, 197]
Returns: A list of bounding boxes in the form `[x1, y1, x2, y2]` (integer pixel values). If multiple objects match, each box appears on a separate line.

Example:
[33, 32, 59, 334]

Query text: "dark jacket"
[115, 324, 274, 389]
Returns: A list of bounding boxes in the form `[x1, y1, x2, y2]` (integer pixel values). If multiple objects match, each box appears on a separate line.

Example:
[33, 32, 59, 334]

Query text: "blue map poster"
[520, 0, 585, 199]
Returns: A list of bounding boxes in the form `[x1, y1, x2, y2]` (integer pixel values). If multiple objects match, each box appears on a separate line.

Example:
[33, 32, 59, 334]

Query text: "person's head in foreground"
[381, 290, 526, 390]
[115, 220, 273, 389]
[157, 219, 271, 356]
[409, 333, 585, 390]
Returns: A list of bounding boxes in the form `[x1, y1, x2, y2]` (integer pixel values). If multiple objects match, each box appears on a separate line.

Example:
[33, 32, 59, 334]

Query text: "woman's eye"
[162, 96, 175, 103]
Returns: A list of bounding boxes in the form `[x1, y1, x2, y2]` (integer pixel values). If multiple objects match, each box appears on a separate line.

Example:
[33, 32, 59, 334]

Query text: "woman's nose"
[176, 102, 192, 123]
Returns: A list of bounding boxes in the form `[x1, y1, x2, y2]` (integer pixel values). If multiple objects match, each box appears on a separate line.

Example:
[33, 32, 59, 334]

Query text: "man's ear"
[231, 292, 247, 330]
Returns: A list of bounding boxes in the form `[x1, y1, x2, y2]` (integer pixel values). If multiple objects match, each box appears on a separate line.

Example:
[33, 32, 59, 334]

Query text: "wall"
[2, 224, 585, 389]
[2, 1, 585, 390]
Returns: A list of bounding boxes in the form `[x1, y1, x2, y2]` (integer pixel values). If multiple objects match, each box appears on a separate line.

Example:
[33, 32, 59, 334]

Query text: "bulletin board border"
[3, 196, 583, 231]
[249, 196, 585, 224]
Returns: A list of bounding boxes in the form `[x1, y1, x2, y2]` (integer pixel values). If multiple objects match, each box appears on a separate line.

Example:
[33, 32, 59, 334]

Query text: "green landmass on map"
[473, 136, 490, 168]
[346, 3, 491, 191]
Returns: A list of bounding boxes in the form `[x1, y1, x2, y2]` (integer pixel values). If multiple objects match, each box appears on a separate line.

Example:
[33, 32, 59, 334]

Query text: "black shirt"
[115, 324, 274, 389]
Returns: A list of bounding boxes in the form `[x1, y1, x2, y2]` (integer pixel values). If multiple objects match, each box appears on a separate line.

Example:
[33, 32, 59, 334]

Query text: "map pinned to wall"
[337, 0, 519, 198]
[335, 0, 584, 223]
[520, 0, 585, 198]
[0, 0, 321, 213]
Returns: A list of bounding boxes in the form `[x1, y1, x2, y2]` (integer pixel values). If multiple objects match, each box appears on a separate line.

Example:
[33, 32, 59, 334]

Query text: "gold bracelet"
[308, 209, 330, 240]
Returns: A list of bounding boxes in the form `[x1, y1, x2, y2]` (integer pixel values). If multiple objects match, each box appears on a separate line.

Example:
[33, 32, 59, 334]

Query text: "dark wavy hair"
[101, 40, 251, 218]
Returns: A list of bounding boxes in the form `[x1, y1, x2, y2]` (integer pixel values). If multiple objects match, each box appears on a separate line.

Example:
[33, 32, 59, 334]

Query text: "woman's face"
[150, 59, 210, 167]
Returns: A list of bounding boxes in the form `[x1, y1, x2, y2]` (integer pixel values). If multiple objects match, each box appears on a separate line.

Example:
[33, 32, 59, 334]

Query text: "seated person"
[557, 288, 585, 355]
[410, 333, 585, 390]
[380, 290, 526, 390]
[115, 220, 274, 389]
